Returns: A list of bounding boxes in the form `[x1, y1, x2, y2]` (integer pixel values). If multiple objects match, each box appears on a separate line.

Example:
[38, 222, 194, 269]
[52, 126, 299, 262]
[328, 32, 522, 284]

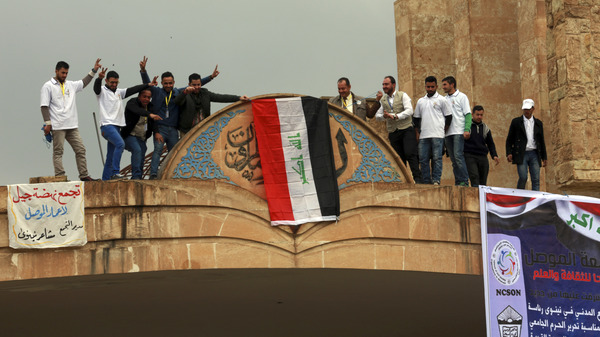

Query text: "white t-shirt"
[40, 78, 84, 130]
[97, 86, 128, 126]
[414, 92, 452, 139]
[445, 89, 471, 136]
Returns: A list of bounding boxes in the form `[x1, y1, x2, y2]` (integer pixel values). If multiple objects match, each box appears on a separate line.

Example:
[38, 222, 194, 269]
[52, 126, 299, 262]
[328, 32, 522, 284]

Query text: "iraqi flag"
[251, 96, 340, 226]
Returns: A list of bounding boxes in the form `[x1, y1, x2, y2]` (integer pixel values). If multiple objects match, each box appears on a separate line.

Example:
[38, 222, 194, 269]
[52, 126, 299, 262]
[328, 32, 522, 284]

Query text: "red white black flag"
[251, 96, 340, 226]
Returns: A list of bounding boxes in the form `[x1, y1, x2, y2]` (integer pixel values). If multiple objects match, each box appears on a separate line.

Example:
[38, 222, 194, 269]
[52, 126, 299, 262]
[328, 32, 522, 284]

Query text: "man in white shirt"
[413, 76, 453, 185]
[505, 99, 547, 190]
[367, 76, 421, 183]
[40, 59, 101, 181]
[328, 77, 367, 121]
[442, 76, 471, 186]
[93, 68, 157, 180]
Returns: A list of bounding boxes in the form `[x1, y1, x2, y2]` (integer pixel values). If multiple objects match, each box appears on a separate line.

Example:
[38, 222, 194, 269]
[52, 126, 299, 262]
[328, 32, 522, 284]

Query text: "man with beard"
[367, 76, 421, 183]
[413, 76, 452, 185]
[175, 73, 250, 136]
[40, 59, 101, 181]
[94, 68, 157, 180]
[121, 89, 163, 180]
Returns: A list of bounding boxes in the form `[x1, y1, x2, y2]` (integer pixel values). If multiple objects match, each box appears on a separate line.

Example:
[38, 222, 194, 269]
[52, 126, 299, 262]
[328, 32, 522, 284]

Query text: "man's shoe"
[110, 174, 126, 180]
[433, 181, 440, 186]
[458, 182, 469, 187]
[81, 176, 97, 181]
[149, 175, 158, 180]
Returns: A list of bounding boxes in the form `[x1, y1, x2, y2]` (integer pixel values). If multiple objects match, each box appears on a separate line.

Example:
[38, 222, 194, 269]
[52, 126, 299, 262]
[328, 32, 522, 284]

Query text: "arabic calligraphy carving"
[330, 113, 402, 188]
[172, 109, 246, 180]
[224, 122, 263, 184]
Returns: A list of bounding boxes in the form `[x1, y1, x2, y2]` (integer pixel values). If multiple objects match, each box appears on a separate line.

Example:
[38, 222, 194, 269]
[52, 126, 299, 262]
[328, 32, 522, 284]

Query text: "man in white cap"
[505, 99, 547, 190]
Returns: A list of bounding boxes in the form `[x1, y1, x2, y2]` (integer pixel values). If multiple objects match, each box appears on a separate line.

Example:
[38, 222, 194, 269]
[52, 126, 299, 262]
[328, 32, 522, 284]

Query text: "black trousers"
[464, 152, 489, 187]
[389, 127, 421, 182]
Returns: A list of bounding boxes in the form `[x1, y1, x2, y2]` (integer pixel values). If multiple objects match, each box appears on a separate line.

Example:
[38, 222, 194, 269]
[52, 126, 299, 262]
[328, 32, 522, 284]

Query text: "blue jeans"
[100, 125, 125, 180]
[150, 125, 179, 176]
[124, 136, 147, 179]
[418, 138, 444, 184]
[445, 134, 469, 185]
[517, 151, 541, 191]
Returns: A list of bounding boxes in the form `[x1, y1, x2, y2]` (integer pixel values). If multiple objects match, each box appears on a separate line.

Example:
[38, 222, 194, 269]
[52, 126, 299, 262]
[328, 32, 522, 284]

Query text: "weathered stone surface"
[0, 180, 483, 281]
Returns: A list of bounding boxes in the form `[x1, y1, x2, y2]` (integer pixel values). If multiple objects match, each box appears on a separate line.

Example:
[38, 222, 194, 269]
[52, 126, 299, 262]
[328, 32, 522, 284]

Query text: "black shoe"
[111, 174, 126, 180]
[81, 176, 97, 181]
[149, 175, 158, 180]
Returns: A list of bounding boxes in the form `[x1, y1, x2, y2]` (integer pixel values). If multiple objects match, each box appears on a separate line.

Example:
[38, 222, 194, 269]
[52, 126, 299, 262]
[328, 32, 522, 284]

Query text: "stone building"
[394, 0, 600, 196]
[0, 1, 598, 336]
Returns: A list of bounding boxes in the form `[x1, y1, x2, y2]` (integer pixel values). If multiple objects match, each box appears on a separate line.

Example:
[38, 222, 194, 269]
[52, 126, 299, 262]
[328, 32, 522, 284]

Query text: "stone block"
[456, 248, 483, 275]
[29, 176, 68, 184]
[374, 244, 405, 270]
[404, 243, 457, 273]
[323, 243, 376, 269]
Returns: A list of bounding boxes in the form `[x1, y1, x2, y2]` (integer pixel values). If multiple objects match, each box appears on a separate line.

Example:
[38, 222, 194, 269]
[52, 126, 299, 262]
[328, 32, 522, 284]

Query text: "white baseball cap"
[522, 99, 535, 110]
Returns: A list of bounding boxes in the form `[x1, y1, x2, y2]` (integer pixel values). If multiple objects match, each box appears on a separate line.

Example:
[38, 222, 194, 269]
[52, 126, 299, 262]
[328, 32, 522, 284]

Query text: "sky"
[0, 0, 397, 185]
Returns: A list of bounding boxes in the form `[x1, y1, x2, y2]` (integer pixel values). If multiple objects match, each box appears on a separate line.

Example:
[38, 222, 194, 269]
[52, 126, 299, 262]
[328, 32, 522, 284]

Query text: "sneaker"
[433, 181, 440, 186]
[110, 174, 126, 180]
[80, 176, 97, 181]
[458, 182, 469, 187]
[149, 175, 158, 180]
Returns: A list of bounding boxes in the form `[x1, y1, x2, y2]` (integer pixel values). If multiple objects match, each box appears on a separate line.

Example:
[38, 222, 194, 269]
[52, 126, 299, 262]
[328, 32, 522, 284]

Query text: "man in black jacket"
[121, 89, 162, 179]
[464, 105, 499, 187]
[506, 99, 547, 191]
[175, 73, 249, 136]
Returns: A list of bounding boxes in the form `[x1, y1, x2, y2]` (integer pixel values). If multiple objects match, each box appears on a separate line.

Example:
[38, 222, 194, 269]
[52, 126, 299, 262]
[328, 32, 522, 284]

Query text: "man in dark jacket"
[175, 73, 250, 135]
[464, 105, 499, 187]
[121, 89, 162, 179]
[506, 99, 548, 191]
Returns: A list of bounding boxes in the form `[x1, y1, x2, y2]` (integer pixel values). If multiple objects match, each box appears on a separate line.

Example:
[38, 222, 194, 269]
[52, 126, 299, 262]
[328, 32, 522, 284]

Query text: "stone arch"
[158, 93, 413, 200]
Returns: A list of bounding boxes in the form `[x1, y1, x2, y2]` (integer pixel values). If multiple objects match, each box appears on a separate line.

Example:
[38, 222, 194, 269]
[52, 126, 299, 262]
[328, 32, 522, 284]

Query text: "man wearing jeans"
[94, 68, 156, 180]
[442, 76, 471, 186]
[506, 99, 547, 191]
[413, 76, 452, 185]
[138, 56, 216, 179]
[121, 89, 162, 179]
[40, 59, 101, 181]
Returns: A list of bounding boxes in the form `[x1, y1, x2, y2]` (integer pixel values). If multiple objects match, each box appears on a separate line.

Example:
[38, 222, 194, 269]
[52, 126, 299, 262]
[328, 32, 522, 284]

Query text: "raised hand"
[375, 91, 383, 101]
[211, 64, 220, 79]
[93, 58, 102, 72]
[140, 56, 148, 72]
[149, 76, 159, 87]
[98, 67, 108, 79]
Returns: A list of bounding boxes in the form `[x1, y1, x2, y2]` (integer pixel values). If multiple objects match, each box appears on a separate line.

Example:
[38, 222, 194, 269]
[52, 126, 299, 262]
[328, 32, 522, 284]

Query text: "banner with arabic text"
[7, 181, 86, 249]
[480, 187, 600, 337]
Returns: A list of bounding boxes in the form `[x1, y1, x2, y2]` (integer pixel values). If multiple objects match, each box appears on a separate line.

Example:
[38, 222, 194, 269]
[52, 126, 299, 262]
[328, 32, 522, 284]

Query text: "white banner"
[7, 181, 86, 249]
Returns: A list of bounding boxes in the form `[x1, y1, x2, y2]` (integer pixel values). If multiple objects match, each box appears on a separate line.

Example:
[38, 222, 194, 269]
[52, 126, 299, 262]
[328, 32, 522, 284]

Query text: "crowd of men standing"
[330, 76, 547, 191]
[40, 57, 248, 181]
[40, 58, 547, 190]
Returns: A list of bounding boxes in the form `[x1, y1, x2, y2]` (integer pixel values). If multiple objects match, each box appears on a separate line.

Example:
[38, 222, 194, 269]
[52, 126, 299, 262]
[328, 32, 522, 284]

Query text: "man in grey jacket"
[328, 77, 367, 121]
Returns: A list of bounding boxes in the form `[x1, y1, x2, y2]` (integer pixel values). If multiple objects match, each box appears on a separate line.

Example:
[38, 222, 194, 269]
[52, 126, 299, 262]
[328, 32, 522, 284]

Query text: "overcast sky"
[0, 0, 397, 185]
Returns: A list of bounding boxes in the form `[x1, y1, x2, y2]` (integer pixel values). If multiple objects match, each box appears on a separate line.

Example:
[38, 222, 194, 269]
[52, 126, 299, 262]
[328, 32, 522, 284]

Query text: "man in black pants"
[367, 76, 422, 183]
[464, 105, 499, 187]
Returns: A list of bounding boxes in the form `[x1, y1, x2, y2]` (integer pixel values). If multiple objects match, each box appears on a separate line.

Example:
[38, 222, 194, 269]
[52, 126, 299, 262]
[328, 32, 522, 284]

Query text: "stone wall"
[394, 0, 600, 196]
[546, 0, 600, 196]
[0, 182, 482, 281]
[394, 0, 525, 188]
